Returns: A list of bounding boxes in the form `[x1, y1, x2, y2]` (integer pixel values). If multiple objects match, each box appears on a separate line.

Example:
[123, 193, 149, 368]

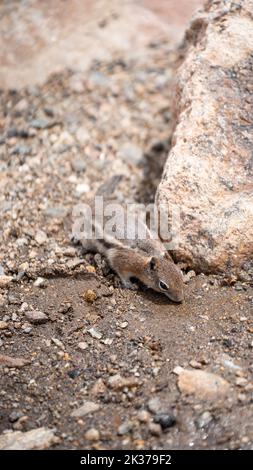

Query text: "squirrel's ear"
[149, 256, 158, 271]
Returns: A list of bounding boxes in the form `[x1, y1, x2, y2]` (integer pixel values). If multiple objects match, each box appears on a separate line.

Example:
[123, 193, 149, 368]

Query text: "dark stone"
[67, 369, 80, 379]
[10, 145, 31, 155]
[153, 413, 176, 430]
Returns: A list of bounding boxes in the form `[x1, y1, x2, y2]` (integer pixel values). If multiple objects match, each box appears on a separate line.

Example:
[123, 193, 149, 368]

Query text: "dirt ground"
[0, 0, 252, 451]
[1, 272, 253, 449]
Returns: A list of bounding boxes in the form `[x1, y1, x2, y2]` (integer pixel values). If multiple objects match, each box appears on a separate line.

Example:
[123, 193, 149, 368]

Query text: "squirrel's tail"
[96, 174, 124, 197]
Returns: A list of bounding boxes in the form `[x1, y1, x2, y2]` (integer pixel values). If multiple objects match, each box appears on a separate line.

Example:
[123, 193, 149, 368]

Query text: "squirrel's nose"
[168, 292, 184, 303]
[175, 296, 184, 304]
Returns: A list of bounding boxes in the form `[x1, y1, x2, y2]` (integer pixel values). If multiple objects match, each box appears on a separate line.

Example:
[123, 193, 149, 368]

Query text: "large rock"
[156, 0, 253, 276]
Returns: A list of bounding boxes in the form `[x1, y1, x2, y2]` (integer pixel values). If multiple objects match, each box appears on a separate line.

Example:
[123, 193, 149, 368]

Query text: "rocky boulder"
[156, 0, 253, 277]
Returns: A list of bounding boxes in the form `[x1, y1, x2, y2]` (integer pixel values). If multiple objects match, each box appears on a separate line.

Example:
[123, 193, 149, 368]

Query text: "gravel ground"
[0, 39, 252, 450]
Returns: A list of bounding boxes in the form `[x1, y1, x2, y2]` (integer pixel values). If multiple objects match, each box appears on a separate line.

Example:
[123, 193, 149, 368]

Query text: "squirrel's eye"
[159, 281, 169, 291]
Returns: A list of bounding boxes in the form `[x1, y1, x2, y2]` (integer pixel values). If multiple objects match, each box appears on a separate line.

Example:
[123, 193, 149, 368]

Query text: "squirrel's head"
[143, 253, 184, 303]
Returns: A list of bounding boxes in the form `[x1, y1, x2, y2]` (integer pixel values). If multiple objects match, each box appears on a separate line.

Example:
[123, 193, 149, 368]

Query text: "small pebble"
[86, 265, 96, 273]
[148, 422, 162, 436]
[71, 159, 86, 173]
[51, 337, 64, 349]
[34, 277, 48, 288]
[83, 290, 97, 303]
[9, 411, 23, 423]
[119, 143, 143, 166]
[118, 421, 133, 436]
[85, 428, 100, 441]
[147, 397, 162, 414]
[0, 276, 13, 288]
[154, 413, 176, 430]
[71, 401, 100, 417]
[189, 359, 202, 369]
[34, 230, 48, 245]
[75, 183, 90, 195]
[67, 369, 80, 380]
[235, 377, 247, 387]
[78, 342, 88, 351]
[137, 410, 150, 423]
[25, 311, 48, 325]
[196, 411, 213, 429]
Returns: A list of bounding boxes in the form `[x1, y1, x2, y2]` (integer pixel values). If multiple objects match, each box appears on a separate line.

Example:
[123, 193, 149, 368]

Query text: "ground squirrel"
[72, 175, 184, 303]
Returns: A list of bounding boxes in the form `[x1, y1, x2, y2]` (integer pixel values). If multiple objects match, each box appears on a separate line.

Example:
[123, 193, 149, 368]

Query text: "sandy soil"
[0, 0, 203, 89]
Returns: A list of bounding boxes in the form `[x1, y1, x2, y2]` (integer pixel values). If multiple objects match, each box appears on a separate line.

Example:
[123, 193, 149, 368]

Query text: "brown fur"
[108, 247, 184, 302]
